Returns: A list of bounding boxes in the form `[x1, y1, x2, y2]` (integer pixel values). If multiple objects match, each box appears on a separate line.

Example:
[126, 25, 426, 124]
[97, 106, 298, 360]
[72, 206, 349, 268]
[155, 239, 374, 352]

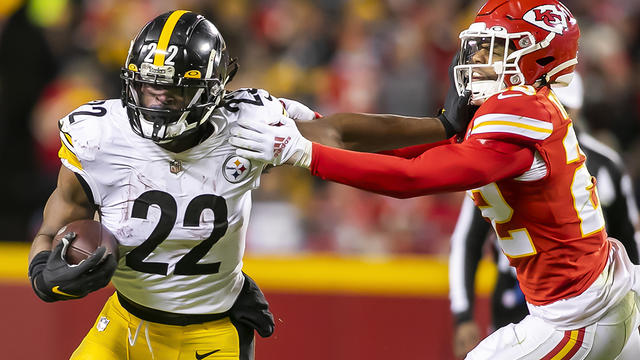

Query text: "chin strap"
[531, 32, 555, 53]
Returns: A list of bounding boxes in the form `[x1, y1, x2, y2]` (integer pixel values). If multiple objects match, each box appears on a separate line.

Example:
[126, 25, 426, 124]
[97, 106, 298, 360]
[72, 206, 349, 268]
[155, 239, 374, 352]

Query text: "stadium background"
[0, 0, 638, 358]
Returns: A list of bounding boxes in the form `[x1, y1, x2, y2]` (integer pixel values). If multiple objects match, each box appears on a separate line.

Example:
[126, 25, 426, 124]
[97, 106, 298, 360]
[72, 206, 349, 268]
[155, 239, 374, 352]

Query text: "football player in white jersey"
[26, 11, 281, 360]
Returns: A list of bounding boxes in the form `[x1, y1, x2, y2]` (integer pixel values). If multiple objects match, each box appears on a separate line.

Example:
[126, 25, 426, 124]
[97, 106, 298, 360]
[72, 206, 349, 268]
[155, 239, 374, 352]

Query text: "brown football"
[52, 219, 119, 265]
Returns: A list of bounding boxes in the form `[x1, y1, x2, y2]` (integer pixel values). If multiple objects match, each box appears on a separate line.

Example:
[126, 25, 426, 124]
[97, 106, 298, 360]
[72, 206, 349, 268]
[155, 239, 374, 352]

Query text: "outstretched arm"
[309, 139, 534, 198]
[294, 54, 475, 152]
[298, 113, 450, 152]
[230, 115, 534, 198]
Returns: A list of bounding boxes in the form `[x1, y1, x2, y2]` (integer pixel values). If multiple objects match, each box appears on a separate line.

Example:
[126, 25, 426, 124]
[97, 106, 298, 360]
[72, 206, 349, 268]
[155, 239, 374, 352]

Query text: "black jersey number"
[222, 88, 272, 112]
[68, 100, 107, 124]
[125, 190, 228, 275]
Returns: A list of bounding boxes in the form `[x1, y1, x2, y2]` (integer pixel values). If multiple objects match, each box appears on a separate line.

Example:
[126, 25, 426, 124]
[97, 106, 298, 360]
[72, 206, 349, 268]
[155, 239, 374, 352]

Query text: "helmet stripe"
[153, 10, 189, 66]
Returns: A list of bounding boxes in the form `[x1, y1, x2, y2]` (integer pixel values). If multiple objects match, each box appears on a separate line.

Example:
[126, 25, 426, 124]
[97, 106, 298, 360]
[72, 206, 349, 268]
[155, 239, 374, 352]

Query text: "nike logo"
[497, 93, 523, 100]
[51, 286, 80, 297]
[195, 349, 220, 360]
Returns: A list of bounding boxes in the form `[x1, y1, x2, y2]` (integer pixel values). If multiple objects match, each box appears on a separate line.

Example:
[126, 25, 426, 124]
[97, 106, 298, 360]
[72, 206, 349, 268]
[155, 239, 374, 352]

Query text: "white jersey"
[57, 88, 285, 314]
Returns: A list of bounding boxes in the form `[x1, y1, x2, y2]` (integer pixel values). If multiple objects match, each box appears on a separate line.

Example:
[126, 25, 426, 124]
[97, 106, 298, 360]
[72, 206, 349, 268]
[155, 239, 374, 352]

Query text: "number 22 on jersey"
[126, 190, 229, 276]
[469, 123, 605, 258]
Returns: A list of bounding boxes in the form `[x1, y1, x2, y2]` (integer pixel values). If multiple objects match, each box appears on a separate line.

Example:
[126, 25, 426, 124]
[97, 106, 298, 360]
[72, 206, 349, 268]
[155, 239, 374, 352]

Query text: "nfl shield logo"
[96, 317, 109, 332]
[222, 155, 252, 183]
[169, 160, 183, 174]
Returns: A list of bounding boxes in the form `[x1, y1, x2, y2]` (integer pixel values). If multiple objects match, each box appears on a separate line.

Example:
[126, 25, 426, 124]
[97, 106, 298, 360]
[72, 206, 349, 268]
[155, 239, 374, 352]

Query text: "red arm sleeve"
[377, 138, 453, 159]
[310, 139, 534, 199]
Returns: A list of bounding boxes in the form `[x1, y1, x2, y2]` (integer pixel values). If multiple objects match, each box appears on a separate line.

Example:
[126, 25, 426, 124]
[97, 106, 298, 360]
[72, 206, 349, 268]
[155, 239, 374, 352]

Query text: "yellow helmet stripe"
[153, 10, 190, 66]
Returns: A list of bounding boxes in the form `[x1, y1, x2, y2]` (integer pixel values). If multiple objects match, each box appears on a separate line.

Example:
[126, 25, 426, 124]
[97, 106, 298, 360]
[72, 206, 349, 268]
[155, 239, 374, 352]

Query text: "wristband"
[28, 251, 50, 280]
[28, 251, 57, 302]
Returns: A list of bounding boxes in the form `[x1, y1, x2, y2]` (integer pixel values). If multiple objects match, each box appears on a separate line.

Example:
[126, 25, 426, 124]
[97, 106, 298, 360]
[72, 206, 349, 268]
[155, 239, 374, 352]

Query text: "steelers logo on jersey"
[222, 155, 252, 183]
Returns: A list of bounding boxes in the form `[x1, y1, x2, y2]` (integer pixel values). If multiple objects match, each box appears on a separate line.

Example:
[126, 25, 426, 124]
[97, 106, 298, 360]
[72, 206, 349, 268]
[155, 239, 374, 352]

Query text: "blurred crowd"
[0, 0, 639, 257]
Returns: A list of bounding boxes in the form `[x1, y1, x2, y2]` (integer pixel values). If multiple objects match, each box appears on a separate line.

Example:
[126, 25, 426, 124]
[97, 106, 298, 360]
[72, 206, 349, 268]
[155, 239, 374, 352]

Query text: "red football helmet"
[454, 0, 580, 103]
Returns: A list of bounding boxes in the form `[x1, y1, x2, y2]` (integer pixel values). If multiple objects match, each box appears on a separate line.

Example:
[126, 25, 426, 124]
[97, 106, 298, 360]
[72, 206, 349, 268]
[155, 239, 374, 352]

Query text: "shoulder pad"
[58, 100, 109, 130]
[482, 86, 541, 114]
[219, 88, 287, 125]
[467, 87, 553, 144]
[58, 100, 113, 171]
[221, 88, 284, 113]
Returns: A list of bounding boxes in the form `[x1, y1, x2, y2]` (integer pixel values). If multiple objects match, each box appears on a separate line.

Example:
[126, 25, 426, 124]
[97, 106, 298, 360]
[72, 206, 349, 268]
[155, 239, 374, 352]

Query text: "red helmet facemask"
[454, 0, 580, 104]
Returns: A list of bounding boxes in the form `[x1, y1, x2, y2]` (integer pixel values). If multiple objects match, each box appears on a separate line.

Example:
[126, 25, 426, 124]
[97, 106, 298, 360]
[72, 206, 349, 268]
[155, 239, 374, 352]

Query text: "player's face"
[462, 38, 508, 81]
[139, 83, 190, 110]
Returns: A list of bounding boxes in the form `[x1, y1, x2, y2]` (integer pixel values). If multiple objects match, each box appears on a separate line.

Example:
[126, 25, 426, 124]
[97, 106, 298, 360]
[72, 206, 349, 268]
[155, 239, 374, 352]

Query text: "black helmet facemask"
[121, 10, 232, 143]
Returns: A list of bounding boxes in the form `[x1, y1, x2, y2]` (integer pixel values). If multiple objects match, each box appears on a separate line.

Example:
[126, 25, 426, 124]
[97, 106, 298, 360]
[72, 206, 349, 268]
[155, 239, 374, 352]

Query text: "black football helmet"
[121, 10, 236, 143]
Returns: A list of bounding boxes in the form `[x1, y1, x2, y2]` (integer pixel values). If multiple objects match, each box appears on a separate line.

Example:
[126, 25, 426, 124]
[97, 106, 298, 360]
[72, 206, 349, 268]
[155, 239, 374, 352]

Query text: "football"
[52, 219, 119, 265]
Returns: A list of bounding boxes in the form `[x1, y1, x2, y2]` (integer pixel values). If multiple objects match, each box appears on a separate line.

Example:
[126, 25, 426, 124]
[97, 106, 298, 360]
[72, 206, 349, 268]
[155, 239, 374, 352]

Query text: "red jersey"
[463, 86, 609, 305]
[310, 85, 609, 305]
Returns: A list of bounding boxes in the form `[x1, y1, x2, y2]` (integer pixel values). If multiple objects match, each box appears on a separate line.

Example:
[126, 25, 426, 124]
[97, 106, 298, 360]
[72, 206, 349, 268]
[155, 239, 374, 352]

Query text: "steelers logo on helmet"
[222, 155, 252, 183]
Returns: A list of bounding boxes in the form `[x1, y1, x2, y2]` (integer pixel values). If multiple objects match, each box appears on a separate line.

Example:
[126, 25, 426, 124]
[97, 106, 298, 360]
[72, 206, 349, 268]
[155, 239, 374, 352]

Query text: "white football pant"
[466, 291, 640, 359]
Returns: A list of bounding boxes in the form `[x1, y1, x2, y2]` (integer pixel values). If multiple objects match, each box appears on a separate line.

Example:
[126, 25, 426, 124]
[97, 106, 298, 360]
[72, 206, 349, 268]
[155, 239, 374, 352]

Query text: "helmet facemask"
[122, 63, 224, 143]
[454, 23, 537, 105]
[120, 11, 233, 145]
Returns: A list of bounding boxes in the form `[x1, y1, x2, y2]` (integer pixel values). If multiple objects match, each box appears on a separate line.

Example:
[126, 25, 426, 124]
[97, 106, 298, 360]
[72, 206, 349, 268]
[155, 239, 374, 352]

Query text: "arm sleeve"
[378, 139, 453, 159]
[310, 139, 535, 199]
[449, 197, 493, 324]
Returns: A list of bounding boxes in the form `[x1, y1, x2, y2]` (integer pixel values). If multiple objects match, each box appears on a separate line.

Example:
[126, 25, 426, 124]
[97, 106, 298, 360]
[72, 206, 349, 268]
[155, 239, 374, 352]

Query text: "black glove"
[28, 233, 117, 302]
[437, 53, 478, 138]
[230, 273, 275, 338]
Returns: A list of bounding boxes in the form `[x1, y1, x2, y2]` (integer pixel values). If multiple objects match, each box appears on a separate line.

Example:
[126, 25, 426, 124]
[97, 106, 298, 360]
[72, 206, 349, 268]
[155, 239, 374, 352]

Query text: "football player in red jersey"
[230, 0, 640, 358]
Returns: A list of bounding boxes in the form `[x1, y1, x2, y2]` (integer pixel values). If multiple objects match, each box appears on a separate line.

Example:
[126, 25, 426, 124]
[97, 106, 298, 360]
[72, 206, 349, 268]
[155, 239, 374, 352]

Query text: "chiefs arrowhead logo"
[523, 4, 576, 35]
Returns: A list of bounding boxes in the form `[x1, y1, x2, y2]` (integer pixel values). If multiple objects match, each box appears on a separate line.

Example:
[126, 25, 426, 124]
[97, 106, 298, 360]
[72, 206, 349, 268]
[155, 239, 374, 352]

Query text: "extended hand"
[29, 233, 117, 302]
[437, 53, 478, 137]
[229, 116, 312, 168]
